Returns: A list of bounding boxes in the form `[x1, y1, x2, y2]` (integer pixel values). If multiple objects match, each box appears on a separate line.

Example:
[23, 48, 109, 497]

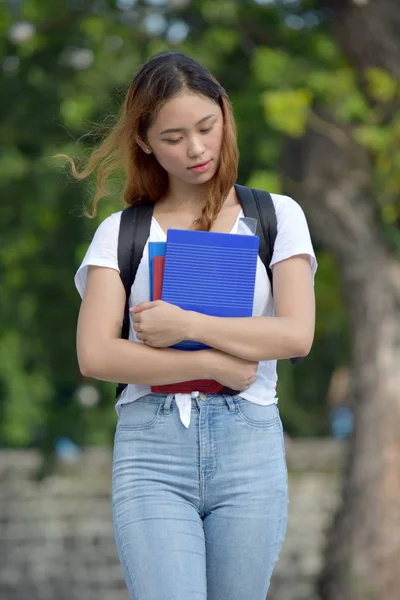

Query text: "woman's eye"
[200, 127, 212, 134]
[165, 138, 181, 145]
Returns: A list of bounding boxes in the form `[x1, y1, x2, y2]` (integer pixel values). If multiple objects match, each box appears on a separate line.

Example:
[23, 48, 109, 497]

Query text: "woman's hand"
[130, 300, 193, 348]
[206, 349, 259, 391]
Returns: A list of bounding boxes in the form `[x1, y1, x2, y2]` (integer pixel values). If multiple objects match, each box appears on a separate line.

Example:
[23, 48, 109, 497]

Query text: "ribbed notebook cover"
[161, 228, 259, 351]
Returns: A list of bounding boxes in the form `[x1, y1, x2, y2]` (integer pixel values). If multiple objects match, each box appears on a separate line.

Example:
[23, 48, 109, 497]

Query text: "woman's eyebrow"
[159, 114, 215, 135]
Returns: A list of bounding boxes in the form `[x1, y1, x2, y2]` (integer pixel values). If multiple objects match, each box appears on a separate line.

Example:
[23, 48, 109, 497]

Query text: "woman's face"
[144, 92, 224, 186]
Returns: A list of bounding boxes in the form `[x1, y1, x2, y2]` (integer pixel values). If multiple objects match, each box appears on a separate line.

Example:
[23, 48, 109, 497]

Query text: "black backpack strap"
[116, 203, 154, 398]
[234, 184, 277, 288]
[234, 184, 301, 365]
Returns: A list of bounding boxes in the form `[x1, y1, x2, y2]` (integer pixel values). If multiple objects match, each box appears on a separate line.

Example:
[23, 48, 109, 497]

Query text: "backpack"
[116, 184, 299, 398]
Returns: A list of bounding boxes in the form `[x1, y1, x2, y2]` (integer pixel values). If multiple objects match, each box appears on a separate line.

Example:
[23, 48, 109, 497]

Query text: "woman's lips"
[189, 160, 212, 172]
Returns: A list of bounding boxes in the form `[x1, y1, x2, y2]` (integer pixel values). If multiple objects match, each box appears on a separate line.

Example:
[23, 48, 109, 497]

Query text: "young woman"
[72, 51, 317, 600]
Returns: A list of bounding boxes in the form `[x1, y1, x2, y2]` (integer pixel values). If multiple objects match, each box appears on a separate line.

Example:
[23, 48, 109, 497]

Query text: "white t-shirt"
[74, 194, 317, 428]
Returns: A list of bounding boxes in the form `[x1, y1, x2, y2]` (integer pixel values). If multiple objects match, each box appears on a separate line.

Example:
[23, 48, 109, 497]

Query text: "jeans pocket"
[234, 398, 280, 429]
[117, 400, 163, 431]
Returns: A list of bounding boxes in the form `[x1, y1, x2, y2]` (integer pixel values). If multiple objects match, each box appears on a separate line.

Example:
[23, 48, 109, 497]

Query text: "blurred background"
[0, 0, 399, 599]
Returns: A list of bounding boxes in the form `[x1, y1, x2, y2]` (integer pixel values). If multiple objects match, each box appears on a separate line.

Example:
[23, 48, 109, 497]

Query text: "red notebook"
[150, 254, 223, 394]
[152, 255, 165, 301]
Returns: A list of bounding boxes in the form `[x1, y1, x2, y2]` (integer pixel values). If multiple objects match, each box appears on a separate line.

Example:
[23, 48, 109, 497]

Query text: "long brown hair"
[61, 51, 239, 231]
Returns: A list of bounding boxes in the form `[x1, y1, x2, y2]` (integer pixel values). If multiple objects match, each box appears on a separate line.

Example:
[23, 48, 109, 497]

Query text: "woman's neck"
[158, 180, 237, 214]
[160, 180, 210, 213]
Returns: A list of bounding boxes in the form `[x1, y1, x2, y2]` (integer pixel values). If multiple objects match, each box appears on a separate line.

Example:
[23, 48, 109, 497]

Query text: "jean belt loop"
[222, 394, 236, 412]
[163, 394, 174, 415]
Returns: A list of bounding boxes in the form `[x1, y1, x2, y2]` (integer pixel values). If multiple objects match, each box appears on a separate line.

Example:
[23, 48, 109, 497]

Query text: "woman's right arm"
[77, 266, 258, 389]
[77, 265, 214, 385]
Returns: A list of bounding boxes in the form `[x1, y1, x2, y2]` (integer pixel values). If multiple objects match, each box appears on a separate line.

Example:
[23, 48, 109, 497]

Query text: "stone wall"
[0, 440, 345, 600]
[268, 438, 345, 600]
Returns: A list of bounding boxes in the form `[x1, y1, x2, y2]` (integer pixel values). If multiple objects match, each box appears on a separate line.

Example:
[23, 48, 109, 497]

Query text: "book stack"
[148, 227, 259, 394]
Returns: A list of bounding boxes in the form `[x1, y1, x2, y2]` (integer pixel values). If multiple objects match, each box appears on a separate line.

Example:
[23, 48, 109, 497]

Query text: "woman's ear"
[136, 137, 152, 155]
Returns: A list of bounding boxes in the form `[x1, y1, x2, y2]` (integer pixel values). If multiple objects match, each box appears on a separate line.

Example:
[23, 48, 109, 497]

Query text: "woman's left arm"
[186, 254, 315, 362]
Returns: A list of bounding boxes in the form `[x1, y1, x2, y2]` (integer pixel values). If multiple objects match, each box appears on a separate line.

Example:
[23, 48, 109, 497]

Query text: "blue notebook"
[161, 228, 260, 350]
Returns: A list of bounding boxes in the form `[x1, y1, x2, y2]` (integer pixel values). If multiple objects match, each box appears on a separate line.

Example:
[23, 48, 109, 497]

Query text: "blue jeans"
[112, 393, 288, 600]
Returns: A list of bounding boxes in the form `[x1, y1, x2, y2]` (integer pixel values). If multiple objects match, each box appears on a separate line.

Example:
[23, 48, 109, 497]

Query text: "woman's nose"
[187, 136, 205, 158]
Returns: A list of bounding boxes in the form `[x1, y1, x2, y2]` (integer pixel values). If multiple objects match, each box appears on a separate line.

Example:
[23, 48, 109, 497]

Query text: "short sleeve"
[269, 195, 317, 278]
[74, 212, 121, 298]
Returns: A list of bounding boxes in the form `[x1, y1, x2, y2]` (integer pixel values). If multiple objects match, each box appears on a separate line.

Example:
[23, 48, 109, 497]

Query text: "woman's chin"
[186, 167, 218, 185]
